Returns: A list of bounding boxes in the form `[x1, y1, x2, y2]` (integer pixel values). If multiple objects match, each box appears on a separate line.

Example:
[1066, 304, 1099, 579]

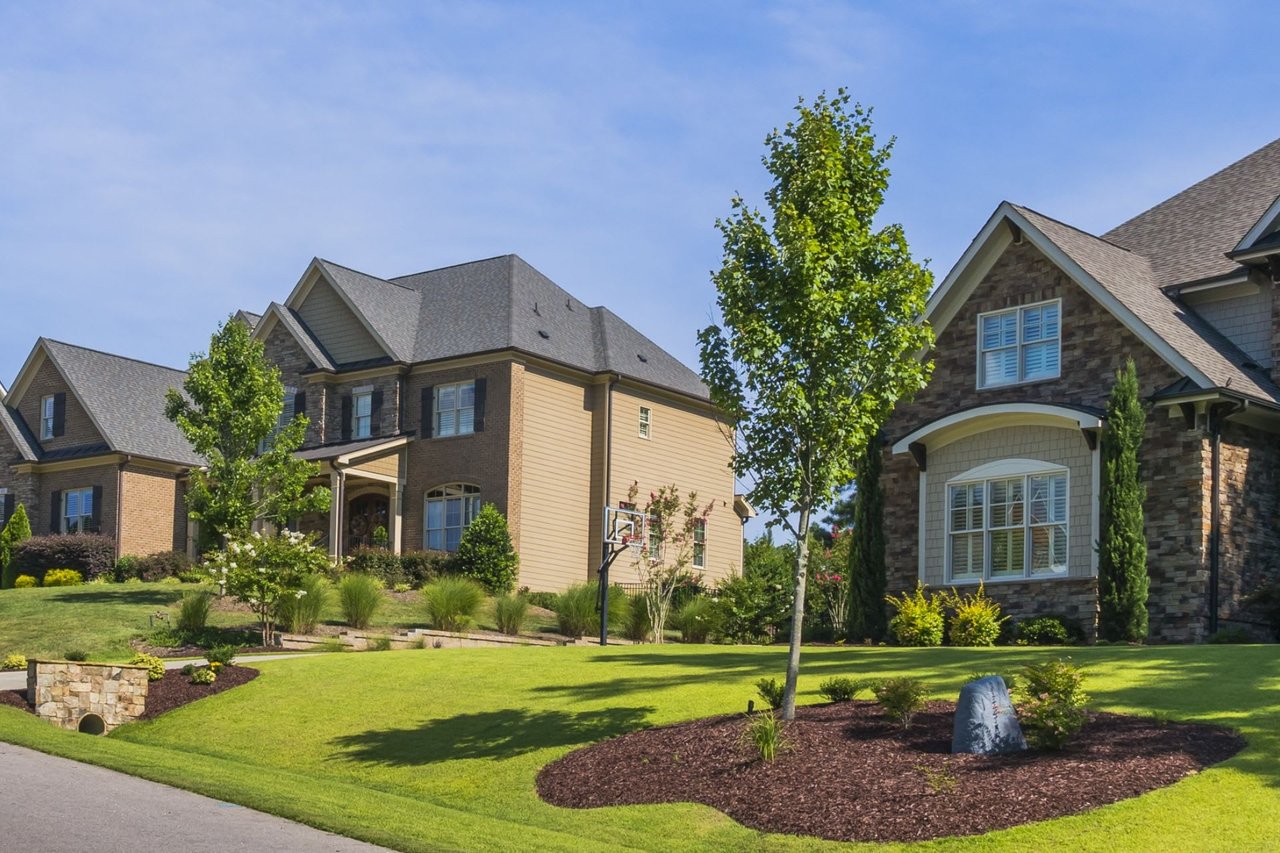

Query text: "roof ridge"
[389, 254, 517, 282]
[40, 338, 188, 376]
[1013, 203, 1139, 255]
[316, 258, 418, 293]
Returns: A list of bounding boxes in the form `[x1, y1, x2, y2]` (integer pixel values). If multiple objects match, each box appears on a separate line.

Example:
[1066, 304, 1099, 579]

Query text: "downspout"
[115, 456, 130, 561]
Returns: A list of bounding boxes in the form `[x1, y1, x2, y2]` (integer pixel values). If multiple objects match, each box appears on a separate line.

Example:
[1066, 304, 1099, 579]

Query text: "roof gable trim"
[283, 259, 395, 362]
[1233, 193, 1280, 253]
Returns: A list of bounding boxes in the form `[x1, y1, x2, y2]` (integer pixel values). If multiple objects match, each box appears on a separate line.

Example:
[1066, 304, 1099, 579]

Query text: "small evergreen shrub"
[205, 644, 238, 666]
[113, 555, 142, 582]
[136, 550, 193, 581]
[885, 582, 945, 646]
[874, 677, 930, 729]
[422, 576, 485, 632]
[277, 574, 328, 634]
[452, 504, 519, 593]
[554, 582, 627, 638]
[1016, 615, 1073, 645]
[623, 595, 653, 642]
[11, 534, 116, 582]
[130, 653, 165, 681]
[399, 550, 454, 588]
[176, 589, 213, 633]
[347, 547, 405, 588]
[673, 596, 719, 643]
[180, 663, 196, 676]
[13, 575, 37, 589]
[1018, 659, 1089, 749]
[945, 583, 1006, 646]
[818, 676, 865, 703]
[190, 667, 216, 684]
[63, 649, 88, 662]
[755, 677, 784, 710]
[1, 653, 27, 671]
[42, 568, 83, 587]
[339, 573, 384, 629]
[742, 710, 786, 762]
[493, 592, 529, 636]
[525, 591, 559, 611]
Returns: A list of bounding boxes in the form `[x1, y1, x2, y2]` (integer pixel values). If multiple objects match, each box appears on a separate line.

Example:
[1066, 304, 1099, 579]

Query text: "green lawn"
[1, 644, 1277, 851]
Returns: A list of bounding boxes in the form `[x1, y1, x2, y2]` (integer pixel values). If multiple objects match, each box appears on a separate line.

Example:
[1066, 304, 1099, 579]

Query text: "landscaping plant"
[755, 677, 785, 710]
[340, 573, 384, 630]
[623, 594, 653, 642]
[492, 592, 529, 636]
[347, 547, 405, 589]
[848, 439, 887, 641]
[1018, 658, 1089, 749]
[1098, 359, 1150, 642]
[276, 573, 328, 634]
[130, 653, 166, 681]
[13, 575, 38, 589]
[874, 677, 930, 729]
[945, 582, 1006, 646]
[628, 482, 714, 644]
[63, 649, 88, 661]
[808, 528, 851, 638]
[672, 596, 719, 643]
[1016, 615, 1073, 646]
[9, 533, 113, 584]
[818, 676, 865, 703]
[176, 589, 213, 634]
[742, 709, 787, 762]
[554, 581, 627, 638]
[190, 666, 217, 684]
[206, 529, 332, 645]
[0, 503, 31, 588]
[453, 504, 519, 594]
[422, 576, 485, 632]
[0, 653, 27, 671]
[885, 582, 945, 646]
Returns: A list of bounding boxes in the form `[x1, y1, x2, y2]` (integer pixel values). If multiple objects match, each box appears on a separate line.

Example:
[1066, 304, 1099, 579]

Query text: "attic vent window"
[538, 330, 550, 339]
[637, 354, 649, 363]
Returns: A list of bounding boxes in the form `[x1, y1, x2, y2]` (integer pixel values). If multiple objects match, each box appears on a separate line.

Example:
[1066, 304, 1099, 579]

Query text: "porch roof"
[296, 435, 410, 466]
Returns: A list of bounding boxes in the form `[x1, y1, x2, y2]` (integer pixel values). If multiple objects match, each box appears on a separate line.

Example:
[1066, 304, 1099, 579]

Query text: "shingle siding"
[296, 278, 387, 365]
[1187, 285, 1275, 368]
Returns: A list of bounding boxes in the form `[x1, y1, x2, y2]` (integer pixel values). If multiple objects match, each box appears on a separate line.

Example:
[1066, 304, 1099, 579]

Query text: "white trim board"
[891, 403, 1102, 455]
[1234, 193, 1280, 252]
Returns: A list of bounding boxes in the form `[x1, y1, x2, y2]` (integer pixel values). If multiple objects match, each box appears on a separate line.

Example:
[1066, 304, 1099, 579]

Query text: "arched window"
[424, 484, 481, 552]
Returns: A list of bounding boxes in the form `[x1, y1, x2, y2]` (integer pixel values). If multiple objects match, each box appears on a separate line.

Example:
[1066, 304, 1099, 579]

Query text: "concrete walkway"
[0, 742, 392, 852]
[0, 652, 322, 691]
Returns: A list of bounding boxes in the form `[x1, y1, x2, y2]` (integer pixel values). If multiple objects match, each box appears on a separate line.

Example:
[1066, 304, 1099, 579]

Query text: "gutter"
[115, 455, 131, 561]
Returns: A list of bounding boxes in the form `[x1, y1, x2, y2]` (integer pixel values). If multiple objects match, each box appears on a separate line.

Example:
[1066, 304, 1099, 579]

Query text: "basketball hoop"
[596, 506, 648, 647]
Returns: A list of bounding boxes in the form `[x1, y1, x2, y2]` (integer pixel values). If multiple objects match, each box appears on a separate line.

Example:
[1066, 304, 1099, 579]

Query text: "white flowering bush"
[205, 530, 333, 646]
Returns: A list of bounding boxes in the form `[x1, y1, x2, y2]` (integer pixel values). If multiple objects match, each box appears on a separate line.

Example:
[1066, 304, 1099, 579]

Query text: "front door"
[346, 494, 389, 552]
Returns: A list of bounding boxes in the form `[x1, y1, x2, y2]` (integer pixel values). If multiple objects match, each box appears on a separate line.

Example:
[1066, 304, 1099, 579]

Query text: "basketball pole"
[596, 544, 628, 647]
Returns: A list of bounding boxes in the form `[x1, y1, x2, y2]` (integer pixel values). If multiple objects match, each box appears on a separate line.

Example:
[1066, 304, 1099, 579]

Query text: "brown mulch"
[0, 665, 258, 722]
[536, 700, 1244, 843]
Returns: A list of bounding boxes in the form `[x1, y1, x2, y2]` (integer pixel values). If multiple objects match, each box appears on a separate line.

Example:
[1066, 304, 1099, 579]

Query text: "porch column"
[328, 470, 346, 560]
[389, 482, 403, 555]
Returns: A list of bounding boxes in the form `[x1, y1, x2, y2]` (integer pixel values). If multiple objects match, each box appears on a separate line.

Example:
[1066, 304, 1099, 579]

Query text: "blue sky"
[2, 2, 1278, 530]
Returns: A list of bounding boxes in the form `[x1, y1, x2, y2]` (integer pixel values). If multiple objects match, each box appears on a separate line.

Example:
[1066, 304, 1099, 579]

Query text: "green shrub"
[339, 573, 384, 629]
[554, 582, 627, 638]
[670, 596, 718, 643]
[10, 533, 114, 582]
[945, 583, 1006, 646]
[347, 547, 405, 588]
[0, 504, 32, 588]
[277, 574, 328, 634]
[422, 576, 485, 633]
[742, 710, 786, 762]
[1016, 615, 1073, 645]
[1208, 626, 1254, 644]
[190, 666, 216, 684]
[818, 676, 865, 703]
[874, 677, 930, 729]
[1, 653, 27, 671]
[393, 583, 412, 593]
[885, 583, 945, 646]
[180, 663, 196, 676]
[493, 592, 529, 636]
[525, 591, 558, 611]
[13, 575, 37, 588]
[136, 550, 193, 582]
[623, 595, 653, 642]
[113, 555, 142, 582]
[130, 653, 165, 681]
[1018, 659, 1089, 749]
[42, 568, 83, 587]
[452, 504, 519, 593]
[755, 677, 784, 710]
[176, 589, 213, 633]
[178, 568, 209, 584]
[399, 550, 454, 588]
[368, 635, 393, 651]
[318, 638, 348, 653]
[714, 571, 791, 644]
[63, 649, 88, 662]
[205, 644, 238, 667]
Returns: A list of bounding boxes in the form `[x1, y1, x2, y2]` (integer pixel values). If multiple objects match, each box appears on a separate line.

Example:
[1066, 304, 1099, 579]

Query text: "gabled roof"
[257, 303, 336, 372]
[8, 339, 202, 466]
[0, 400, 38, 462]
[315, 260, 421, 362]
[233, 310, 262, 331]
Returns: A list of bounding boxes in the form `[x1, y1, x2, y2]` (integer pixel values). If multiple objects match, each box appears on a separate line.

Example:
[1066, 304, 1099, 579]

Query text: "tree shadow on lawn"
[329, 705, 656, 766]
[42, 588, 179, 607]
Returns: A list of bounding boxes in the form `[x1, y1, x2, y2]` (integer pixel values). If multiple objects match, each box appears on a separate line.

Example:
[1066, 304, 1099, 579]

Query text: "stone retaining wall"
[27, 660, 149, 733]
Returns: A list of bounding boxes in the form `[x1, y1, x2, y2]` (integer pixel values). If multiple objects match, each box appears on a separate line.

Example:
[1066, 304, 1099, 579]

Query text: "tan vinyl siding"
[348, 451, 401, 480]
[1186, 285, 1274, 368]
[518, 366, 595, 590]
[923, 425, 1094, 586]
[18, 357, 105, 453]
[296, 277, 386, 365]
[608, 386, 739, 585]
[118, 466, 183, 557]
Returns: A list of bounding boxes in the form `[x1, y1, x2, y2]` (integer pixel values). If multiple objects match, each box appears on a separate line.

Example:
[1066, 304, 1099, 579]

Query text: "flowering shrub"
[809, 529, 852, 637]
[129, 653, 165, 681]
[190, 666, 217, 685]
[204, 529, 333, 646]
[885, 582, 945, 646]
[1018, 659, 1089, 749]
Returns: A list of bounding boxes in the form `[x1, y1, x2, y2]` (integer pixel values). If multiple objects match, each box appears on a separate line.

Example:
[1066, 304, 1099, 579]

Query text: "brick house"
[0, 339, 200, 558]
[883, 138, 1280, 643]
[239, 253, 747, 590]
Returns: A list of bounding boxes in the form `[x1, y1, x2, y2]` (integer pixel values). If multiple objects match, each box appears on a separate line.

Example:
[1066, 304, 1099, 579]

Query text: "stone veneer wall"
[27, 661, 149, 732]
[1217, 421, 1280, 635]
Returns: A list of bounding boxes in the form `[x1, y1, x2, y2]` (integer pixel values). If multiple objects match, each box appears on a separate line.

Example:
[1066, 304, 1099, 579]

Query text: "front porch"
[296, 436, 410, 559]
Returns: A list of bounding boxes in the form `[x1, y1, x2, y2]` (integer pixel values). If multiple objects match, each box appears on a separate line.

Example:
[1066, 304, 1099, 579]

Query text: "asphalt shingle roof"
[267, 303, 336, 372]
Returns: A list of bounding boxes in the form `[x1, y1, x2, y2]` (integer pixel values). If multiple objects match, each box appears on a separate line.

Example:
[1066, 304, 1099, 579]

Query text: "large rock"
[952, 675, 1027, 755]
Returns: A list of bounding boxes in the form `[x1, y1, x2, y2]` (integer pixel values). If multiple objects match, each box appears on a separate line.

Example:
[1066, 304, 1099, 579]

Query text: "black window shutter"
[49, 489, 62, 534]
[421, 386, 434, 438]
[52, 392, 66, 437]
[341, 394, 353, 442]
[1, 494, 12, 525]
[473, 378, 487, 433]
[91, 485, 103, 532]
[370, 389, 383, 437]
[293, 391, 306, 421]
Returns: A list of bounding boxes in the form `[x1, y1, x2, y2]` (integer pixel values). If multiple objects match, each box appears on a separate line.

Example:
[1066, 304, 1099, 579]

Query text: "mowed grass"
[1, 644, 1279, 851]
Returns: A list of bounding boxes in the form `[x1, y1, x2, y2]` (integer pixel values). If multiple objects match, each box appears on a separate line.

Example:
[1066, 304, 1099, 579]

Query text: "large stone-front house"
[883, 138, 1280, 643]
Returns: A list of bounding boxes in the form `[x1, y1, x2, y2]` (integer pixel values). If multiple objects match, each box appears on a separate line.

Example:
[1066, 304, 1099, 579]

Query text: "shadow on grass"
[330, 705, 655, 766]
[44, 588, 180, 606]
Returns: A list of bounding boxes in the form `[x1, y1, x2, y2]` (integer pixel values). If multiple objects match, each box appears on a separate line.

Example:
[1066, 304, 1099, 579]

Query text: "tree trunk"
[781, 504, 812, 720]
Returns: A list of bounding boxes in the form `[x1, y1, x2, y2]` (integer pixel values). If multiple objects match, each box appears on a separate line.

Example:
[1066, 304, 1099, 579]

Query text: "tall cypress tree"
[847, 437, 887, 641]
[1098, 358, 1149, 642]
[0, 504, 32, 589]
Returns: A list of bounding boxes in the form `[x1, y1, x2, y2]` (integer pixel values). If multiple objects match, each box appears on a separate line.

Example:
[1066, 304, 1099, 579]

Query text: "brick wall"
[118, 465, 184, 557]
[35, 465, 119, 541]
[1217, 421, 1280, 633]
[16, 358, 105, 454]
[0, 425, 38, 526]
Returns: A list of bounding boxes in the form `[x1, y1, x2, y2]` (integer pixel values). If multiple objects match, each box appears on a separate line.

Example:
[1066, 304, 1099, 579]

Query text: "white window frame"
[62, 487, 94, 534]
[692, 517, 706, 568]
[946, 462, 1069, 583]
[41, 395, 55, 439]
[260, 386, 297, 454]
[353, 388, 373, 440]
[0, 487, 8, 526]
[638, 406, 651, 439]
[435, 381, 476, 438]
[423, 483, 481, 552]
[976, 299, 1061, 389]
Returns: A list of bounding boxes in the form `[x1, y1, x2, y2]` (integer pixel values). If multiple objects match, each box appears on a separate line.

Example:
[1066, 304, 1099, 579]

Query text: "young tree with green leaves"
[454, 503, 519, 593]
[0, 504, 32, 589]
[1098, 358, 1149, 642]
[698, 91, 933, 718]
[847, 437, 887, 641]
[165, 317, 329, 541]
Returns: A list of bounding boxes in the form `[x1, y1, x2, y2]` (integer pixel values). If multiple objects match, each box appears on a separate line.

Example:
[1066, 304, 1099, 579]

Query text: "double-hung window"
[692, 518, 706, 568]
[260, 387, 296, 453]
[0, 488, 9, 527]
[435, 382, 475, 437]
[41, 395, 55, 439]
[947, 467, 1067, 582]
[638, 406, 651, 439]
[63, 487, 94, 534]
[978, 300, 1060, 387]
[353, 390, 373, 439]
[424, 484, 481, 552]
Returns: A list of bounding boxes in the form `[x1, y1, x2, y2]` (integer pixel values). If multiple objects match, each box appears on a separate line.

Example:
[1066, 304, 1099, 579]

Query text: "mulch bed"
[536, 700, 1244, 843]
[0, 665, 258, 722]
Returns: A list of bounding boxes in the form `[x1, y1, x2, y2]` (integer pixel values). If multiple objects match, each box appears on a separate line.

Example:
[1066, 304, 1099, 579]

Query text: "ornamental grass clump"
[493, 592, 529, 636]
[623, 595, 653, 642]
[673, 596, 719, 643]
[277, 573, 328, 634]
[818, 676, 866, 703]
[176, 589, 213, 634]
[422, 576, 485, 633]
[742, 709, 787, 762]
[874, 677, 930, 729]
[554, 582, 627, 638]
[944, 582, 1007, 647]
[885, 582, 945, 646]
[339, 573, 384, 630]
[1018, 658, 1089, 749]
